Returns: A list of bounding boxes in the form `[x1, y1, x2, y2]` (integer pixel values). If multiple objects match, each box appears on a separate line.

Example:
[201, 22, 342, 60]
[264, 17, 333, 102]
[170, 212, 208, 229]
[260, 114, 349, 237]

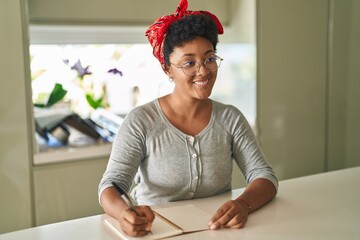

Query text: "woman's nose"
[196, 62, 210, 75]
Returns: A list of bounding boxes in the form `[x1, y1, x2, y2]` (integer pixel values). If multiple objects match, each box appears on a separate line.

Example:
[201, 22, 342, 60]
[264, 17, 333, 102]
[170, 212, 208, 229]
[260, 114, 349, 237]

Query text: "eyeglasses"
[170, 55, 223, 76]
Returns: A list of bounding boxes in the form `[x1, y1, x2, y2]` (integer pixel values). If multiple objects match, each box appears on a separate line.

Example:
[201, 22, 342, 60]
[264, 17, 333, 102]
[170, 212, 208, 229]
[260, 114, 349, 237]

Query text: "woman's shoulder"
[121, 99, 167, 138]
[211, 99, 243, 117]
[210, 100, 252, 134]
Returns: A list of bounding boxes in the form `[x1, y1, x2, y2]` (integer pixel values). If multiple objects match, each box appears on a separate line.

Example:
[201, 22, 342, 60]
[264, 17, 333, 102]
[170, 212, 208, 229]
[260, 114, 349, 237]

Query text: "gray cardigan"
[98, 99, 278, 205]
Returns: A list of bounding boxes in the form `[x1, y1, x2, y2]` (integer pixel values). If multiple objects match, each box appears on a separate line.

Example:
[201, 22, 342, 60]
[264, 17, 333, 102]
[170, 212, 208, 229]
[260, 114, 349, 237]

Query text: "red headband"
[145, 0, 224, 70]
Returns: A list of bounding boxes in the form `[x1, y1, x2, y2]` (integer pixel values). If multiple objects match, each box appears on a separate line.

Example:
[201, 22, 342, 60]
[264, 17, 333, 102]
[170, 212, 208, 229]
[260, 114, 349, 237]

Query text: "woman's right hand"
[117, 205, 155, 237]
[100, 187, 155, 237]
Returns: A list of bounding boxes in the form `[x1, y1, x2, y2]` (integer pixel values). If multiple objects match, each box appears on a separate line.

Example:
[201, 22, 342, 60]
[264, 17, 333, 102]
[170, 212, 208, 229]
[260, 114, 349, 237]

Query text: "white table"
[1, 167, 359, 240]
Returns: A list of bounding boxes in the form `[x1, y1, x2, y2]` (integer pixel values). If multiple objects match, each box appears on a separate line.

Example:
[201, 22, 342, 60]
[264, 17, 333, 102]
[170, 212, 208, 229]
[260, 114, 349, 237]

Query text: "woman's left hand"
[208, 200, 249, 230]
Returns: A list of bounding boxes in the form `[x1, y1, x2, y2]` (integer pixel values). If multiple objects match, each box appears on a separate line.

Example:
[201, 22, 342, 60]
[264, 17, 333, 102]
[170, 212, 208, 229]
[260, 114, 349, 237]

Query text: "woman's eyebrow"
[180, 50, 215, 58]
[180, 53, 195, 58]
[204, 50, 215, 55]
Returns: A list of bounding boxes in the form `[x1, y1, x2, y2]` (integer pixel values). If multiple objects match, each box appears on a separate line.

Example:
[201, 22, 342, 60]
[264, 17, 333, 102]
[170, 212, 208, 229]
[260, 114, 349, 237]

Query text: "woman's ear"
[163, 65, 173, 78]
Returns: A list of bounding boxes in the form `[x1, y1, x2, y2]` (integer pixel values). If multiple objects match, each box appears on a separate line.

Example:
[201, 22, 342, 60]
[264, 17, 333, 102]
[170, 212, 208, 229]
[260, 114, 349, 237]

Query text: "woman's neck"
[158, 94, 212, 136]
[162, 94, 211, 118]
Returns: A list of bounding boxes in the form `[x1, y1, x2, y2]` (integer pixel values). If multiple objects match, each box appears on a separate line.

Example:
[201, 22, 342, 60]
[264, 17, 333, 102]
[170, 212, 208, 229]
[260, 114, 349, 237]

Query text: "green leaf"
[86, 94, 103, 109]
[34, 103, 46, 108]
[34, 83, 67, 108]
[46, 83, 67, 107]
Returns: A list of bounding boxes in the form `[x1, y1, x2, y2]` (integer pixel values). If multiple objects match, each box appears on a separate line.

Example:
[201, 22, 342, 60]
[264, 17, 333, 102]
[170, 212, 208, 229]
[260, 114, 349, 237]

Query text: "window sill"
[33, 143, 112, 166]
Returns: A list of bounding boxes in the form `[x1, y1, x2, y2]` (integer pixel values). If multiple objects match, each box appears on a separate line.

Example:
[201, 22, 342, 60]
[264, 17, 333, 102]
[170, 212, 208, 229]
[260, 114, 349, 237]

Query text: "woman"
[98, 0, 278, 237]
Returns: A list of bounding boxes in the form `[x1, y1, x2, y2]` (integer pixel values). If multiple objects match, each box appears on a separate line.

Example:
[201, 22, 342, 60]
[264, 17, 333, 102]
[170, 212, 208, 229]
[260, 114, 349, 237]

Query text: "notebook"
[104, 204, 212, 240]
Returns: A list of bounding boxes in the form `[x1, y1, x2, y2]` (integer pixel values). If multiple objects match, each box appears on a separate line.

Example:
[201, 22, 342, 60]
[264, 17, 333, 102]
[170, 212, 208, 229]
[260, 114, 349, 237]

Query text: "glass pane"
[30, 43, 256, 150]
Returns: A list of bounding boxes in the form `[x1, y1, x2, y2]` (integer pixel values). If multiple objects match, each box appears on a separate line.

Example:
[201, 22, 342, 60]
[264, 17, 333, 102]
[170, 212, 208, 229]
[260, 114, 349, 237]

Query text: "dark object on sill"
[50, 123, 70, 144]
[35, 112, 101, 143]
[90, 108, 124, 135]
[83, 118, 114, 142]
[63, 114, 100, 139]
[35, 120, 49, 141]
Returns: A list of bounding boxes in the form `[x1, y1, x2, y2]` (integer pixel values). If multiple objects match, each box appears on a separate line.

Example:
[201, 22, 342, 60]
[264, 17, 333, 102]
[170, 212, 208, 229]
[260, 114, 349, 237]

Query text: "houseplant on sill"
[32, 59, 123, 150]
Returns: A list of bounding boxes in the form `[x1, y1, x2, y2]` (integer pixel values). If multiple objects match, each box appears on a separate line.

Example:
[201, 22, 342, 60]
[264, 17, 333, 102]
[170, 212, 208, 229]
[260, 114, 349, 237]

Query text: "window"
[30, 44, 173, 117]
[30, 27, 256, 152]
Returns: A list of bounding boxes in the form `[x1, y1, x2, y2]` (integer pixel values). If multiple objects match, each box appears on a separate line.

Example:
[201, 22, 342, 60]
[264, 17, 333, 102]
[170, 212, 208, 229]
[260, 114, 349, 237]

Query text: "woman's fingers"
[119, 207, 153, 237]
[209, 200, 249, 230]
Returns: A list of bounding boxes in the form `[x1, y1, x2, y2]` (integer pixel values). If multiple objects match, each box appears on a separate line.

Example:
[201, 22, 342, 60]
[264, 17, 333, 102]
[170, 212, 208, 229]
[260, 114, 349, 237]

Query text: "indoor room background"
[0, 0, 359, 234]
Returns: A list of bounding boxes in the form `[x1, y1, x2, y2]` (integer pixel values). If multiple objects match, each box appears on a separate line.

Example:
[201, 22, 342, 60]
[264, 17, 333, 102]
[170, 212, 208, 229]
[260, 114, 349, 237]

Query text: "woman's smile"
[193, 79, 209, 86]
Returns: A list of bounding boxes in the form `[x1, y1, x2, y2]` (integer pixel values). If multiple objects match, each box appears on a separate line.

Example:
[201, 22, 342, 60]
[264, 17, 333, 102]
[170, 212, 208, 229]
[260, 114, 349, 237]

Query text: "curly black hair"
[163, 13, 219, 68]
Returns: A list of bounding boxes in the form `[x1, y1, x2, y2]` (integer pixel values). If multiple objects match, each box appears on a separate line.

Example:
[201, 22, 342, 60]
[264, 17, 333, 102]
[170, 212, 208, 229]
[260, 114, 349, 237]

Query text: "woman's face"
[166, 37, 218, 101]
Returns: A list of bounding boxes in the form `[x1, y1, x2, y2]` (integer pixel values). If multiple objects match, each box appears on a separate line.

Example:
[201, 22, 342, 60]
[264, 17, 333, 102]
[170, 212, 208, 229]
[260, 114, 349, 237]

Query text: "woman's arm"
[100, 187, 154, 237]
[208, 178, 276, 229]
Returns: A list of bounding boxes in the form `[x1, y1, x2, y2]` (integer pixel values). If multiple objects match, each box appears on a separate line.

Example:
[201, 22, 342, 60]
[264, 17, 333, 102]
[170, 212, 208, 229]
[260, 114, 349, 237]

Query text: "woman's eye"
[182, 61, 196, 68]
[206, 56, 216, 63]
